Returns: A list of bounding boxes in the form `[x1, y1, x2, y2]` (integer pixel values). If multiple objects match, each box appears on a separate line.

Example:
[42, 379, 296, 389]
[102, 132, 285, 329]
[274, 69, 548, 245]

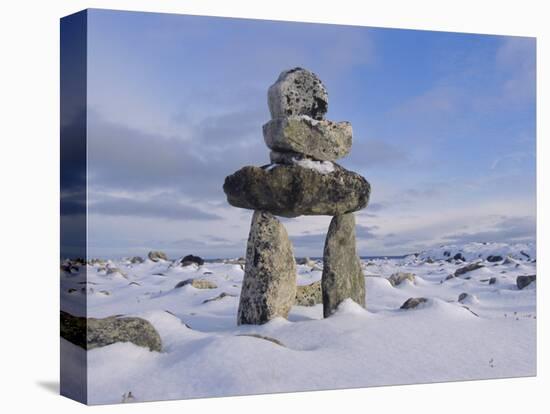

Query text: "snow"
[293, 158, 335, 174]
[60, 242, 536, 404]
[416, 241, 536, 261]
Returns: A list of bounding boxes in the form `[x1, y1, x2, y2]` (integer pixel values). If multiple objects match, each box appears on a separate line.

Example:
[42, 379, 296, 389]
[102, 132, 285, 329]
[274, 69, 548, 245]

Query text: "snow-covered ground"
[60, 242, 536, 404]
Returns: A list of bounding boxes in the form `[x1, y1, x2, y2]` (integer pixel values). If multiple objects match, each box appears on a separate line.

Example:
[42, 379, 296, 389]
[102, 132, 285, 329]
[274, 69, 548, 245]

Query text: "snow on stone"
[293, 158, 335, 174]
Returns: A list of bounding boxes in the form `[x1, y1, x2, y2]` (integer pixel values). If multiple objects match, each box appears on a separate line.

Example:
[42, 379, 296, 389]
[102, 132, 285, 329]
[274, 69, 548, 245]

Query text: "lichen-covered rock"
[388, 272, 416, 286]
[148, 251, 168, 262]
[174, 278, 217, 289]
[268, 67, 328, 120]
[60, 311, 162, 352]
[322, 213, 365, 317]
[517, 275, 536, 290]
[223, 163, 370, 218]
[400, 297, 428, 310]
[295, 280, 322, 306]
[263, 116, 352, 161]
[237, 211, 297, 325]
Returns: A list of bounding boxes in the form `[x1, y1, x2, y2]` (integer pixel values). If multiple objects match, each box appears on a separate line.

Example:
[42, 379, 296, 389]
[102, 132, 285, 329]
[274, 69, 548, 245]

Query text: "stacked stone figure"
[224, 68, 371, 324]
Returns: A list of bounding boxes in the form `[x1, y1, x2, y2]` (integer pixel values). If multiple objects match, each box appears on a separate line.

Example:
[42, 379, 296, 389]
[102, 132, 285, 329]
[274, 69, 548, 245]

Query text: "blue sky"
[82, 9, 536, 259]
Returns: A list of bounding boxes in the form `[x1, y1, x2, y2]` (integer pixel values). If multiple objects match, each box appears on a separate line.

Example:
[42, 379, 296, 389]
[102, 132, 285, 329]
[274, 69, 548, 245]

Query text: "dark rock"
[295, 280, 322, 306]
[487, 255, 503, 263]
[148, 251, 168, 262]
[237, 211, 297, 325]
[400, 297, 428, 309]
[223, 163, 370, 218]
[267, 67, 328, 120]
[60, 311, 162, 352]
[263, 116, 352, 161]
[454, 262, 484, 277]
[453, 253, 465, 261]
[178, 254, 204, 266]
[458, 292, 469, 302]
[322, 213, 365, 317]
[517, 275, 536, 290]
[130, 256, 144, 264]
[488, 277, 497, 285]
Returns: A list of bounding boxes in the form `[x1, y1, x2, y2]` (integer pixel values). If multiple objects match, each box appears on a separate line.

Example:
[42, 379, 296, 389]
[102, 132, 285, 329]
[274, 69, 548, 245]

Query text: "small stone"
[322, 213, 365, 317]
[458, 292, 469, 303]
[60, 311, 162, 352]
[488, 277, 497, 285]
[174, 278, 217, 289]
[263, 116, 352, 161]
[130, 256, 144, 264]
[487, 255, 503, 263]
[268, 67, 328, 120]
[148, 251, 168, 262]
[295, 280, 323, 306]
[516, 275, 536, 290]
[223, 163, 370, 218]
[454, 262, 484, 277]
[388, 272, 416, 287]
[176, 254, 204, 267]
[400, 297, 428, 310]
[202, 292, 236, 304]
[237, 211, 297, 325]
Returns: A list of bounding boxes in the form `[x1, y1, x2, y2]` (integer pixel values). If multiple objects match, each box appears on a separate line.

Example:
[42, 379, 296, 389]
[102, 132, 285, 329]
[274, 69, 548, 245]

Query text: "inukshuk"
[223, 67, 371, 324]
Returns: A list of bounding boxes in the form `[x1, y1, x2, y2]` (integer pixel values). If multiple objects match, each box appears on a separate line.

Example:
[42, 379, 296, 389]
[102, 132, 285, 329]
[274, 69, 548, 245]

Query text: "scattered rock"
[60, 311, 162, 352]
[425, 257, 435, 264]
[178, 254, 205, 266]
[106, 267, 127, 277]
[267, 67, 328, 120]
[236, 333, 285, 347]
[202, 292, 237, 304]
[148, 251, 168, 262]
[263, 116, 352, 161]
[174, 278, 217, 289]
[517, 275, 536, 290]
[458, 292, 469, 302]
[223, 163, 370, 218]
[453, 253, 465, 261]
[388, 272, 416, 287]
[400, 297, 428, 310]
[130, 256, 144, 264]
[488, 277, 497, 285]
[237, 211, 297, 325]
[487, 255, 503, 263]
[295, 280, 323, 306]
[322, 213, 365, 317]
[454, 262, 484, 277]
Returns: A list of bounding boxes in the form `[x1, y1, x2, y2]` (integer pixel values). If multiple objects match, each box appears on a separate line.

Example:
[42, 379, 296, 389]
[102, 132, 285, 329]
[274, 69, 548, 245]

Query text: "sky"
[76, 9, 536, 259]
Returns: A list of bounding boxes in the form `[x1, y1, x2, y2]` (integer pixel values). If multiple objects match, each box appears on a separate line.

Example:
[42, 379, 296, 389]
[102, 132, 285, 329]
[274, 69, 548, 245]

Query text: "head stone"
[267, 67, 328, 120]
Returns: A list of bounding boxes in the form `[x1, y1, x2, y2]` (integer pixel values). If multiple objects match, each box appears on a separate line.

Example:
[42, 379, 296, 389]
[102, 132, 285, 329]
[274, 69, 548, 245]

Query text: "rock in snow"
[322, 213, 366, 317]
[237, 211, 297, 325]
[516, 275, 536, 290]
[60, 311, 162, 352]
[148, 251, 168, 262]
[400, 297, 428, 310]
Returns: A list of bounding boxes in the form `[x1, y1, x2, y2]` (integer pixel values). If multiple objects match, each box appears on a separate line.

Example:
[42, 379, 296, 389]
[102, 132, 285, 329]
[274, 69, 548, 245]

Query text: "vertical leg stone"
[322, 213, 365, 317]
[237, 211, 297, 325]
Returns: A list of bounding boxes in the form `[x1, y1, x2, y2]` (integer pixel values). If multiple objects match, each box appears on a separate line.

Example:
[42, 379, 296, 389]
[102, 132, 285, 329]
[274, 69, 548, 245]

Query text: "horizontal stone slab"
[223, 163, 370, 218]
[263, 116, 352, 161]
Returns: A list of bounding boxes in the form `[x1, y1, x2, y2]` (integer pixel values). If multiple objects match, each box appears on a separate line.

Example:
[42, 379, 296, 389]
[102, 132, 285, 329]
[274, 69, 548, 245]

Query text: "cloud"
[441, 215, 535, 244]
[90, 193, 222, 221]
